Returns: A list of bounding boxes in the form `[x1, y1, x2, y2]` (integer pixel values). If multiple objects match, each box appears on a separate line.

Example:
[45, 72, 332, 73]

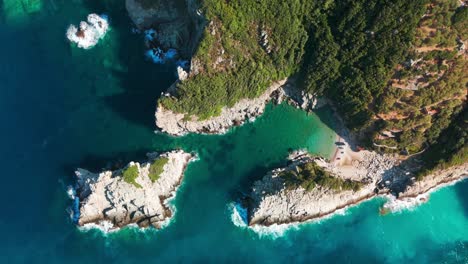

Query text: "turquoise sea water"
[0, 1, 466, 263]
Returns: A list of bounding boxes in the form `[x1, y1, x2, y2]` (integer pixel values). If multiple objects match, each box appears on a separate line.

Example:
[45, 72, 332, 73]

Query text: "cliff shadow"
[61, 148, 157, 184]
[80, 0, 177, 130]
[455, 179, 468, 219]
[313, 105, 362, 152]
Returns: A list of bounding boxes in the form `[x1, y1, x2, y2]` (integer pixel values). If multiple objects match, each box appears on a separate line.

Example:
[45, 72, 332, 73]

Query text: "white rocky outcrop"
[247, 151, 467, 226]
[74, 150, 194, 231]
[248, 151, 398, 226]
[66, 14, 109, 49]
[155, 79, 288, 136]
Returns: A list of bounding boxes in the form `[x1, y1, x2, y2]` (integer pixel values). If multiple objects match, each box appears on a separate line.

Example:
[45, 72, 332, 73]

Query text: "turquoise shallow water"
[0, 1, 466, 263]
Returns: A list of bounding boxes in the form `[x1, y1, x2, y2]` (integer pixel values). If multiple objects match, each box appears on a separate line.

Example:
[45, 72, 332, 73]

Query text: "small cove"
[0, 1, 466, 263]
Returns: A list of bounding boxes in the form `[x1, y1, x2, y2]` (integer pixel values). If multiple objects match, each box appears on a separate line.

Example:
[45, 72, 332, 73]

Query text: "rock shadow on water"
[62, 148, 155, 183]
[454, 179, 468, 219]
[80, 0, 177, 130]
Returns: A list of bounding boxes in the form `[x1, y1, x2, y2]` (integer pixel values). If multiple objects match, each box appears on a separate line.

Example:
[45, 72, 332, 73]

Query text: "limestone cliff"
[155, 80, 326, 136]
[125, 0, 205, 56]
[155, 80, 288, 136]
[246, 151, 467, 226]
[74, 150, 194, 230]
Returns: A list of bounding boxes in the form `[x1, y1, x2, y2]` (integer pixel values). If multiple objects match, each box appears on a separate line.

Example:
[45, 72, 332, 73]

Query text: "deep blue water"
[0, 1, 467, 263]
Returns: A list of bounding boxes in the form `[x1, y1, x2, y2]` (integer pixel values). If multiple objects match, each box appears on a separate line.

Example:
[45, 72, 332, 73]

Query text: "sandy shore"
[246, 117, 467, 227]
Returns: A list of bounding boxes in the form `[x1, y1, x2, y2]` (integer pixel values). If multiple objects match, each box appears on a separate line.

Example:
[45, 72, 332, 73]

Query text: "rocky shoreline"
[155, 79, 326, 136]
[245, 151, 467, 227]
[72, 150, 195, 231]
[126, 0, 205, 57]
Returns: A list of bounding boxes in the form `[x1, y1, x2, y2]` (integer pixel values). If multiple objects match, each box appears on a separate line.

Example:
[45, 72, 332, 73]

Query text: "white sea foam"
[66, 14, 109, 49]
[229, 202, 248, 227]
[382, 194, 428, 213]
[228, 202, 298, 239]
[66, 185, 75, 199]
[383, 177, 467, 213]
[228, 199, 363, 239]
[78, 177, 185, 234]
[79, 220, 117, 233]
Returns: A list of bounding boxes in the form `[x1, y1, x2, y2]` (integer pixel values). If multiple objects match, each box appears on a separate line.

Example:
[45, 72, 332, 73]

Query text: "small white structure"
[66, 14, 109, 49]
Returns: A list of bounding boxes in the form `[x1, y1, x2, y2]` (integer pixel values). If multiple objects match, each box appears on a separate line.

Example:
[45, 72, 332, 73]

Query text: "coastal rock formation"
[125, 0, 205, 55]
[73, 150, 194, 231]
[66, 14, 109, 49]
[246, 151, 467, 226]
[155, 80, 288, 136]
[247, 151, 398, 226]
[397, 164, 468, 198]
[155, 79, 325, 136]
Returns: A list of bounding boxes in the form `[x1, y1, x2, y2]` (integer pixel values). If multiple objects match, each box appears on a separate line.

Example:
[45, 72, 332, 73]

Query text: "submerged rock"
[74, 150, 195, 231]
[66, 14, 109, 49]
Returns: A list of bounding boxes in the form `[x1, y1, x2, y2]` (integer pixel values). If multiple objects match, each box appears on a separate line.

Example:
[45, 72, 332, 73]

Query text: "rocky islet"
[72, 150, 195, 231]
[70, 0, 467, 231]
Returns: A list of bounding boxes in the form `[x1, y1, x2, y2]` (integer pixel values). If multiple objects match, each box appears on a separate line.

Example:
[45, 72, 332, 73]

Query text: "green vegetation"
[156, 0, 465, 175]
[280, 161, 363, 192]
[371, 0, 466, 155]
[301, 0, 428, 129]
[416, 108, 468, 180]
[122, 165, 142, 188]
[414, 0, 461, 47]
[160, 0, 318, 119]
[161, 0, 429, 127]
[452, 6, 468, 37]
[148, 157, 169, 183]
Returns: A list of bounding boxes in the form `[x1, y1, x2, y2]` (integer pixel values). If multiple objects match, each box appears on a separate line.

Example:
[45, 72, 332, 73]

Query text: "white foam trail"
[382, 194, 428, 213]
[229, 202, 248, 228]
[66, 14, 109, 49]
[79, 220, 117, 233]
[229, 200, 357, 239]
[66, 185, 75, 199]
[382, 177, 467, 213]
[78, 185, 181, 234]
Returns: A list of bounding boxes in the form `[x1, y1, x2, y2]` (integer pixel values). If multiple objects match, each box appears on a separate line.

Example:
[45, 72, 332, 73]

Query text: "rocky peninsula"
[245, 150, 467, 226]
[155, 80, 286, 136]
[155, 79, 325, 136]
[72, 150, 194, 231]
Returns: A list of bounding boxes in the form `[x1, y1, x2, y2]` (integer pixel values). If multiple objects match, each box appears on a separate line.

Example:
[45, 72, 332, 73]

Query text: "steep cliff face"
[125, 0, 205, 56]
[247, 151, 398, 226]
[155, 80, 288, 136]
[246, 151, 467, 226]
[74, 150, 194, 230]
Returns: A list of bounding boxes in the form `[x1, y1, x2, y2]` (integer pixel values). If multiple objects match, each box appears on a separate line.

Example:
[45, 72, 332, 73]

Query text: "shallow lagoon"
[0, 1, 466, 263]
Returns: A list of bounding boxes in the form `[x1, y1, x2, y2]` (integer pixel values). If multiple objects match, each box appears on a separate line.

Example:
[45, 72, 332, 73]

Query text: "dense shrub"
[148, 157, 169, 183]
[122, 165, 142, 188]
[280, 161, 363, 192]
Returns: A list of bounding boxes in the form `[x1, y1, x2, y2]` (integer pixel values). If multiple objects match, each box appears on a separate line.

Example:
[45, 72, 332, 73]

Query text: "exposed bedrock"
[246, 151, 467, 226]
[74, 150, 195, 230]
[155, 79, 326, 136]
[125, 0, 205, 56]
